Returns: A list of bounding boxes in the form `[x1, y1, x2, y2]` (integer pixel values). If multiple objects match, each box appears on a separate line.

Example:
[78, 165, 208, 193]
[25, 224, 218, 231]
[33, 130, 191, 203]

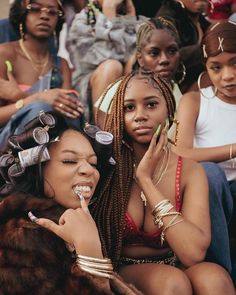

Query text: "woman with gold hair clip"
[173, 20, 236, 285]
[93, 69, 235, 294]
[0, 0, 84, 150]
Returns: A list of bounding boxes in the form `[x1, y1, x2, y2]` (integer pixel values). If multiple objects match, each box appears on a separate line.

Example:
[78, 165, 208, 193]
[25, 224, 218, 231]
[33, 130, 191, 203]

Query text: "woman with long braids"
[93, 69, 235, 294]
[0, 0, 84, 149]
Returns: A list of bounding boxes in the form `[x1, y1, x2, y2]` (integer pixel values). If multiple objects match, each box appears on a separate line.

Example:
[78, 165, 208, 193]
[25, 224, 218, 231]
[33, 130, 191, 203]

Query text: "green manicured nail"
[155, 125, 161, 137]
[5, 60, 13, 72]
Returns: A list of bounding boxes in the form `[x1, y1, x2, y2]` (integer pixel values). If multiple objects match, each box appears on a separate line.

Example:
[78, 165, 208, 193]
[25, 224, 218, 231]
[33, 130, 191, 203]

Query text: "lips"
[133, 126, 152, 135]
[37, 23, 51, 30]
[224, 84, 236, 90]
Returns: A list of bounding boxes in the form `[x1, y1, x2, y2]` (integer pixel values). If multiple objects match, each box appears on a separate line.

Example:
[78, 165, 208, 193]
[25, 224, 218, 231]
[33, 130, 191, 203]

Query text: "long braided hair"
[91, 70, 176, 268]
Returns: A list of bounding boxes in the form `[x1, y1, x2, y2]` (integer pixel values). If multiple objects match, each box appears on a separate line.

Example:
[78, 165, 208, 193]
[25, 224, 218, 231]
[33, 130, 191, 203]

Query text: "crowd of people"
[0, 0, 236, 294]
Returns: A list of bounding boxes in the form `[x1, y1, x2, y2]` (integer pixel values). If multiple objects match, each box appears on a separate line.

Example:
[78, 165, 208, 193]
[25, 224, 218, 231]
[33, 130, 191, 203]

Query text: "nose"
[159, 51, 169, 65]
[40, 8, 50, 19]
[134, 106, 147, 122]
[77, 160, 95, 176]
[222, 66, 234, 81]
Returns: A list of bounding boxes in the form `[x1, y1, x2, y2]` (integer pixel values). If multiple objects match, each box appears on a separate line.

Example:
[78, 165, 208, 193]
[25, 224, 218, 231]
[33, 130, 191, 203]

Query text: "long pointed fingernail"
[155, 125, 161, 137]
[28, 211, 38, 223]
[5, 60, 13, 72]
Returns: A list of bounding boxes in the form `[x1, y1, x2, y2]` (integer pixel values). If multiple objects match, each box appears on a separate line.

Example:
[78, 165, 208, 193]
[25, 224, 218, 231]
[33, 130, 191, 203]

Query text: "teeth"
[73, 185, 91, 194]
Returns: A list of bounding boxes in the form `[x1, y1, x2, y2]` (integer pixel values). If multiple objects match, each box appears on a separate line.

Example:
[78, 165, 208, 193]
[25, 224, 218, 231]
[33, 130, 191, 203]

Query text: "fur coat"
[0, 193, 112, 295]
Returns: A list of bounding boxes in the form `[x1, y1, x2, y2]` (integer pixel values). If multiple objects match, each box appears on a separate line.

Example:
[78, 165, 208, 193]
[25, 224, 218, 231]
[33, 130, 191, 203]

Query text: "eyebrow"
[124, 95, 162, 102]
[61, 150, 96, 157]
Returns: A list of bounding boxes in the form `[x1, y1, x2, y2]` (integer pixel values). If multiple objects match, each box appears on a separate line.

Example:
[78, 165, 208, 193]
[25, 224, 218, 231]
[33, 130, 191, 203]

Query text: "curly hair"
[92, 70, 176, 268]
[9, 0, 64, 40]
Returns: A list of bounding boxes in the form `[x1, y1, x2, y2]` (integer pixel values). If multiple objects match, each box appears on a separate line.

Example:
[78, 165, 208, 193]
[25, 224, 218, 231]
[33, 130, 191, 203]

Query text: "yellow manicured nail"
[5, 60, 13, 72]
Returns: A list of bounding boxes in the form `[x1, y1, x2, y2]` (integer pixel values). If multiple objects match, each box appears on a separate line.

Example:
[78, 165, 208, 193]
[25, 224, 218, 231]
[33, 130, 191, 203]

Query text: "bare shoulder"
[0, 41, 19, 61]
[179, 90, 200, 108]
[179, 155, 207, 185]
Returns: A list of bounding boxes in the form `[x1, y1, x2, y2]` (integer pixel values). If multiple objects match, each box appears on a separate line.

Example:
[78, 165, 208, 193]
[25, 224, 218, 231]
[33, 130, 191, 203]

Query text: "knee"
[150, 268, 192, 295]
[94, 59, 123, 78]
[186, 262, 234, 294]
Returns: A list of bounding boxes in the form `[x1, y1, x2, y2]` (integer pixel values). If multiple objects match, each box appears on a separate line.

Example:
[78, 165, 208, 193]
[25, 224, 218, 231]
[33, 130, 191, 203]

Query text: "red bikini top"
[123, 156, 182, 249]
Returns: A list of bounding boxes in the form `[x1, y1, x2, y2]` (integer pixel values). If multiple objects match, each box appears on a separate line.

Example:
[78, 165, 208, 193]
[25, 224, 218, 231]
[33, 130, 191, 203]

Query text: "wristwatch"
[15, 99, 24, 110]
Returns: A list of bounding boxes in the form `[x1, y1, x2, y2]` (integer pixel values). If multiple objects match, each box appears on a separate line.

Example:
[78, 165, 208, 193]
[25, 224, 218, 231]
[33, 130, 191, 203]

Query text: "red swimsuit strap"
[175, 156, 182, 212]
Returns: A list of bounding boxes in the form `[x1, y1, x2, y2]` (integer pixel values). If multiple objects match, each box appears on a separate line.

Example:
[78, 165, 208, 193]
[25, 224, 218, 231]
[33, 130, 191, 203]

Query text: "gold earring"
[197, 72, 217, 99]
[177, 62, 186, 85]
[168, 118, 179, 146]
[19, 23, 24, 40]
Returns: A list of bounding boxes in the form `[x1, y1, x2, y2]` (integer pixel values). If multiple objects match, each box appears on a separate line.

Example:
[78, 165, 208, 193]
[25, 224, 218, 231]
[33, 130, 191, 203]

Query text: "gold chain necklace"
[133, 147, 171, 206]
[19, 39, 49, 79]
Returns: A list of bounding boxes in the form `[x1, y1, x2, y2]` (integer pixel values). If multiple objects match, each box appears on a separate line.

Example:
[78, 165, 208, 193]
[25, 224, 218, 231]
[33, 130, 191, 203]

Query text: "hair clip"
[228, 20, 236, 26]
[210, 22, 220, 31]
[18, 146, 50, 168]
[218, 37, 224, 52]
[202, 44, 208, 58]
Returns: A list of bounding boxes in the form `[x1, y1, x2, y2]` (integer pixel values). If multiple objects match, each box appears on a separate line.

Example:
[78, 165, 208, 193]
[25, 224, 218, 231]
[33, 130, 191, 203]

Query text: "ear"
[136, 50, 144, 68]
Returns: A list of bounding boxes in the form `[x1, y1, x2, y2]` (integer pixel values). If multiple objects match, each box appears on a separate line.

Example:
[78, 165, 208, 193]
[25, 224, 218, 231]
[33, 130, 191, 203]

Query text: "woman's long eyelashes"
[62, 159, 78, 164]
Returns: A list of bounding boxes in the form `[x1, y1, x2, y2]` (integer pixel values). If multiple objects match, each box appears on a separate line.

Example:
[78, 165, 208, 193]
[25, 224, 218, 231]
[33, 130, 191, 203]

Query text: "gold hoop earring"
[197, 72, 217, 99]
[19, 23, 24, 40]
[168, 118, 179, 146]
[177, 62, 186, 85]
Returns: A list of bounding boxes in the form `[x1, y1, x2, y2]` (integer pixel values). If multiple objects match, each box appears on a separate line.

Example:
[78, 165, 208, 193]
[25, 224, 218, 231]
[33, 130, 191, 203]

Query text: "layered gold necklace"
[19, 39, 50, 80]
[133, 147, 171, 206]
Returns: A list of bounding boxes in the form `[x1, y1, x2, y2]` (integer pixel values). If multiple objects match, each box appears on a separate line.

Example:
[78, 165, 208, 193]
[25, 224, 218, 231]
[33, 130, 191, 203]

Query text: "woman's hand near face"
[37, 88, 84, 119]
[135, 125, 168, 186]
[33, 198, 103, 258]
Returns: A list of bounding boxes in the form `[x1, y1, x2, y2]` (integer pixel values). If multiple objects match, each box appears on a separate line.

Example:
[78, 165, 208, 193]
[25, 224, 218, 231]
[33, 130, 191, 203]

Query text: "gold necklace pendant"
[19, 39, 50, 79]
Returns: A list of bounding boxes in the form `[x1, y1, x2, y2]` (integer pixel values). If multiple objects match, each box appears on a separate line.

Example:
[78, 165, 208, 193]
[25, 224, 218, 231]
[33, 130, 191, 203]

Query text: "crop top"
[123, 156, 182, 249]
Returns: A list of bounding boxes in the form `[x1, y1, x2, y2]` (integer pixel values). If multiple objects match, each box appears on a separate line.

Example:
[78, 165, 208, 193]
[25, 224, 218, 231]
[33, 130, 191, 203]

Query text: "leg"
[185, 262, 235, 295]
[201, 162, 233, 272]
[119, 264, 192, 295]
[90, 59, 123, 106]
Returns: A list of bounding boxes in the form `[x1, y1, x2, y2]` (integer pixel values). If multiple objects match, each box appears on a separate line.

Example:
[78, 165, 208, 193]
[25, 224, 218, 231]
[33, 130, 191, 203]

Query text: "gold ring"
[59, 103, 63, 108]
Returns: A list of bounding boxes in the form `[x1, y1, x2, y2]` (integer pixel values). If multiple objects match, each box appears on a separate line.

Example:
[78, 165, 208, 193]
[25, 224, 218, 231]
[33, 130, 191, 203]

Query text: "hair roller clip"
[8, 163, 25, 182]
[0, 154, 15, 183]
[24, 111, 56, 131]
[84, 123, 116, 165]
[18, 145, 50, 168]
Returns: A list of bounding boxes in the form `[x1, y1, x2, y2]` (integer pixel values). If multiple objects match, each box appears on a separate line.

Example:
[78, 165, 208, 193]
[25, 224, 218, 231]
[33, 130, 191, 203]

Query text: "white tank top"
[194, 86, 236, 181]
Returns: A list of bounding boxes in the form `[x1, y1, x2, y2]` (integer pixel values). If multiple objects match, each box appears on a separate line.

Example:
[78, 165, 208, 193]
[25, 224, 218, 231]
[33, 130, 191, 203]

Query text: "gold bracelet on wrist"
[15, 99, 24, 110]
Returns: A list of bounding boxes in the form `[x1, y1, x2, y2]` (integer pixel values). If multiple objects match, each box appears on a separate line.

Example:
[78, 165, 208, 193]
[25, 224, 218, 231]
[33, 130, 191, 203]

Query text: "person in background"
[0, 0, 84, 149]
[66, 0, 147, 120]
[173, 20, 236, 285]
[156, 0, 210, 93]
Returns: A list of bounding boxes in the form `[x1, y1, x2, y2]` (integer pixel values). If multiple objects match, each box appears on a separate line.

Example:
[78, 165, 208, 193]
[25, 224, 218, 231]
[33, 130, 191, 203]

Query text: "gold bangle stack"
[76, 254, 114, 279]
[152, 199, 184, 245]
